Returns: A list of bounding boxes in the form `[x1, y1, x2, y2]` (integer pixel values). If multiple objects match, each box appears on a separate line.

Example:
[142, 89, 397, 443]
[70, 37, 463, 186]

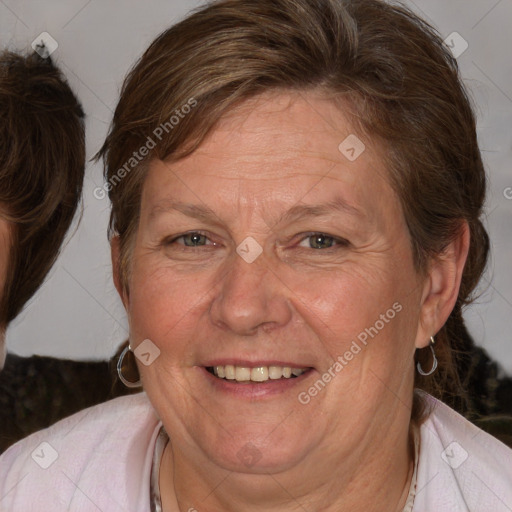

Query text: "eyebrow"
[275, 195, 364, 225]
[148, 195, 363, 225]
[149, 201, 219, 224]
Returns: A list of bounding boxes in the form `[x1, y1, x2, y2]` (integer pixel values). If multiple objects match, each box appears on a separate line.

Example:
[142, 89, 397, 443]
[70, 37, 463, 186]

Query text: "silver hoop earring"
[117, 344, 142, 388]
[416, 336, 438, 376]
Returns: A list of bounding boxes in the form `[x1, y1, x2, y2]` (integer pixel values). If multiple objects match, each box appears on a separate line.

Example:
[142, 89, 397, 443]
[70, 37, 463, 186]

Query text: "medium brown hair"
[97, 0, 489, 422]
[0, 50, 86, 325]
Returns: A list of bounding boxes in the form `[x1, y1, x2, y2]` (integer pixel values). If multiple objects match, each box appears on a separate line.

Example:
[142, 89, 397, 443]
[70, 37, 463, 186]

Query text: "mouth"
[205, 364, 312, 383]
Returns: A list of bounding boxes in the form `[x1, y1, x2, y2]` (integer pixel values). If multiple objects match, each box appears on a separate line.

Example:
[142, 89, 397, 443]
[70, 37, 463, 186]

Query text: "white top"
[0, 391, 511, 511]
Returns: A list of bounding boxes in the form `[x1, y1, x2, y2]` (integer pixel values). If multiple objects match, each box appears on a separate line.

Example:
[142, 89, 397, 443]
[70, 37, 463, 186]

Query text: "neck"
[159, 414, 414, 512]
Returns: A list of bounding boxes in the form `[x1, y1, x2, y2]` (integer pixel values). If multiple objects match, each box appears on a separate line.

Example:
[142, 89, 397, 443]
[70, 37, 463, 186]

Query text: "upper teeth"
[212, 365, 307, 382]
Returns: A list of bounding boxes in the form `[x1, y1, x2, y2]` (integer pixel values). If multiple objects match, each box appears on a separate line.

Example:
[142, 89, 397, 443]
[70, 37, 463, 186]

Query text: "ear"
[415, 221, 470, 348]
[111, 236, 129, 310]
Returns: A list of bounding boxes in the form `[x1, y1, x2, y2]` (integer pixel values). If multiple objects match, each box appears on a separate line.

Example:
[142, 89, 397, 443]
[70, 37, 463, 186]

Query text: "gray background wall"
[1, 0, 511, 373]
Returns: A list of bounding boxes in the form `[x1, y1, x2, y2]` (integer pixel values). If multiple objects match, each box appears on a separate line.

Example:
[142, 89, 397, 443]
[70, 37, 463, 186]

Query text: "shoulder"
[0, 393, 160, 512]
[414, 391, 512, 512]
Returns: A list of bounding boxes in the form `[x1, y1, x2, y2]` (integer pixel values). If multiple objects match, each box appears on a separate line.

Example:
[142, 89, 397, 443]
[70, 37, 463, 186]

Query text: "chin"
[200, 426, 312, 474]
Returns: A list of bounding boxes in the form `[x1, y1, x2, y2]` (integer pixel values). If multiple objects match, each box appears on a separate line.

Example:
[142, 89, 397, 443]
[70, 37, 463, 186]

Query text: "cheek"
[286, 257, 419, 370]
[290, 265, 394, 328]
[127, 258, 212, 348]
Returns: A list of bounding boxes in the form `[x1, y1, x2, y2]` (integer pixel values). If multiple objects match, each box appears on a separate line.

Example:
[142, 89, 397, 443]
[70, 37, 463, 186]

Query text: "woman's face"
[119, 92, 432, 473]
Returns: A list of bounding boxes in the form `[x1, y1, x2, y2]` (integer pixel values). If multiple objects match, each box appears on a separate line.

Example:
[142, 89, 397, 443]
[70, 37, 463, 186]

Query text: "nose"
[209, 250, 293, 336]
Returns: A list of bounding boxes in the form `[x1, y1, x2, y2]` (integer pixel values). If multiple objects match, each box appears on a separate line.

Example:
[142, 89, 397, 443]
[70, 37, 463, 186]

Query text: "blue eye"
[165, 232, 214, 248]
[163, 231, 346, 252]
[309, 234, 334, 249]
[179, 233, 208, 247]
[298, 233, 346, 250]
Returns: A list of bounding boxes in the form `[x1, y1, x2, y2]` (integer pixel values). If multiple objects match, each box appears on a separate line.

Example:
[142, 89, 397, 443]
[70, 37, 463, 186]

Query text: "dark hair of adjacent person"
[96, 0, 489, 424]
[0, 49, 85, 325]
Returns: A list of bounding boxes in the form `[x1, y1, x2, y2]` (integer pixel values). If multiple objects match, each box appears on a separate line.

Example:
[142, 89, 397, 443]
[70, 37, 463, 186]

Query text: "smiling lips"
[207, 364, 309, 382]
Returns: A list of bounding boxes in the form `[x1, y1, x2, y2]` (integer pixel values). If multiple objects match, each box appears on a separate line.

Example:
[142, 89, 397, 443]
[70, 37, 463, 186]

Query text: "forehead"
[179, 92, 372, 176]
[141, 91, 400, 225]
